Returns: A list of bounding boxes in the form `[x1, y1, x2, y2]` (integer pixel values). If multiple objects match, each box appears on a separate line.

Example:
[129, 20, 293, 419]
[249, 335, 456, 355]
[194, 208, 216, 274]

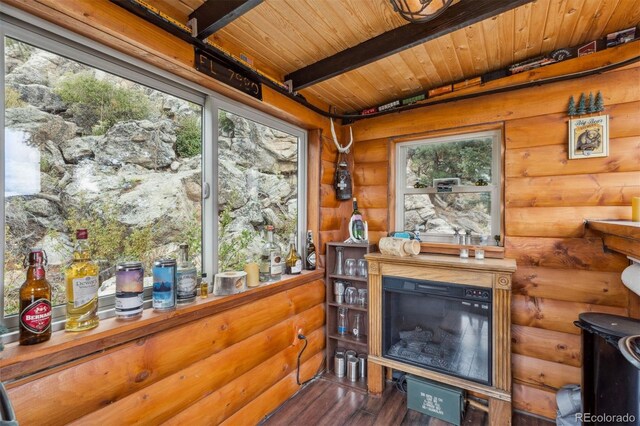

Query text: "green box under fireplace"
[406, 375, 465, 425]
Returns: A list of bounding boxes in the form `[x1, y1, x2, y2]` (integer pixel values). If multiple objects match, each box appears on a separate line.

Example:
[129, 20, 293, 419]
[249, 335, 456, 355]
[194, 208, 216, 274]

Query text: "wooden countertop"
[364, 252, 516, 273]
[587, 220, 640, 258]
[0, 269, 324, 381]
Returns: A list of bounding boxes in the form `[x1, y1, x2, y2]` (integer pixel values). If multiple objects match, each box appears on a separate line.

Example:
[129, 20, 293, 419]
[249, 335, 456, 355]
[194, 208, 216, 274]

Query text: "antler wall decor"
[330, 118, 353, 153]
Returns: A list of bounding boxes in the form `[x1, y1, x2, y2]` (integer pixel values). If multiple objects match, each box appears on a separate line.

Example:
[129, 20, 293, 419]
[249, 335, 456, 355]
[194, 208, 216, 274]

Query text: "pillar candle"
[244, 262, 260, 287]
[633, 197, 640, 222]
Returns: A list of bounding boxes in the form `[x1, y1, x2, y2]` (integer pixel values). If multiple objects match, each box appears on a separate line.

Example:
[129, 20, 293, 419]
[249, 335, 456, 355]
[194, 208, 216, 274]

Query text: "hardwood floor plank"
[262, 378, 555, 426]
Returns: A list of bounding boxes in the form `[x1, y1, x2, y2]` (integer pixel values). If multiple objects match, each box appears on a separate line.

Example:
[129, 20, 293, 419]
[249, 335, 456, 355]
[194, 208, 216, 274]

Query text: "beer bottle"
[19, 248, 52, 345]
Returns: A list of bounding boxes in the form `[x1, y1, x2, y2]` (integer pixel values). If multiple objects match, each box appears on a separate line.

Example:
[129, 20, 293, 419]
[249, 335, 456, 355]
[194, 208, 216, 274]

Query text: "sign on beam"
[195, 48, 262, 100]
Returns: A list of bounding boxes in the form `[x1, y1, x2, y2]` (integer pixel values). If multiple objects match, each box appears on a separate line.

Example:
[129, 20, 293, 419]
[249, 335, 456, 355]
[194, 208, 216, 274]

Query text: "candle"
[244, 262, 260, 287]
[633, 197, 640, 222]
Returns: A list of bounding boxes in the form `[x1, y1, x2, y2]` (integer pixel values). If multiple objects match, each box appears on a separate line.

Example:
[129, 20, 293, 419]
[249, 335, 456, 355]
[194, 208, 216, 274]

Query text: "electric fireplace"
[364, 252, 516, 425]
[382, 276, 492, 385]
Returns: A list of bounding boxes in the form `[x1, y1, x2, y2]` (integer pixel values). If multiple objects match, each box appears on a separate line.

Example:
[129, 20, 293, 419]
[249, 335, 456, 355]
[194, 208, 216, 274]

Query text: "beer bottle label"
[307, 251, 316, 267]
[20, 299, 52, 334]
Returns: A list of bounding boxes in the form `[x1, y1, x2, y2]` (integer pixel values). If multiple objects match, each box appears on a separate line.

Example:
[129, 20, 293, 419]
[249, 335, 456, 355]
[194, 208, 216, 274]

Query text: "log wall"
[349, 52, 640, 419]
[3, 278, 325, 425]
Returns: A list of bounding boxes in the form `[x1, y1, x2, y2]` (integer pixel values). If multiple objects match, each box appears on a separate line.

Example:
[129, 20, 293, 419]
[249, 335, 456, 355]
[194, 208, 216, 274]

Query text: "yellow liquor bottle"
[65, 229, 100, 331]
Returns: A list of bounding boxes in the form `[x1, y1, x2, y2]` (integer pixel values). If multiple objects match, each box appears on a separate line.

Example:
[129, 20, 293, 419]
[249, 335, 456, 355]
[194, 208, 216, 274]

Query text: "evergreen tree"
[576, 93, 587, 115]
[587, 92, 595, 113]
[567, 96, 576, 116]
[594, 91, 605, 112]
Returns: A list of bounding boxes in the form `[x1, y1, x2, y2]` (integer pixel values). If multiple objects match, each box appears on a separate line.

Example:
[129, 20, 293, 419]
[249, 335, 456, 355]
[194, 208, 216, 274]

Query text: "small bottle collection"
[17, 225, 315, 346]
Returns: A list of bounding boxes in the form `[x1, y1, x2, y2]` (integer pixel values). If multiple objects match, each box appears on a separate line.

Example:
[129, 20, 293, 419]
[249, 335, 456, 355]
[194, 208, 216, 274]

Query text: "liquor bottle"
[285, 234, 302, 275]
[259, 225, 282, 282]
[176, 243, 198, 304]
[19, 248, 52, 345]
[305, 230, 316, 270]
[65, 229, 100, 331]
[350, 197, 365, 240]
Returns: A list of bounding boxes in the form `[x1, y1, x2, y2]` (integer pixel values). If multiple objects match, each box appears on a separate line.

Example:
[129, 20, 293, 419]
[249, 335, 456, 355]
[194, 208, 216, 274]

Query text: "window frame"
[0, 6, 307, 341]
[395, 129, 502, 239]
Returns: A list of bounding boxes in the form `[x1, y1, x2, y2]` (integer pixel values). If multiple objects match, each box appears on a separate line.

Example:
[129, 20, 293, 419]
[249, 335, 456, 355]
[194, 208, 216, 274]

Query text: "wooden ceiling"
[147, 0, 640, 113]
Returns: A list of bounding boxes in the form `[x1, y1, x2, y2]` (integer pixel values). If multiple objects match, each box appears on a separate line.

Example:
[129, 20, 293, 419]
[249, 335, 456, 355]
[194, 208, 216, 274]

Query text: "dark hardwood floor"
[261, 376, 554, 426]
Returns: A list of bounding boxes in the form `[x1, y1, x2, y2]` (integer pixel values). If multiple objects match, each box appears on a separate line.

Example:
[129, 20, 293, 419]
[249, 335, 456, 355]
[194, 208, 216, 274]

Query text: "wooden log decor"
[378, 237, 421, 256]
[2, 274, 326, 425]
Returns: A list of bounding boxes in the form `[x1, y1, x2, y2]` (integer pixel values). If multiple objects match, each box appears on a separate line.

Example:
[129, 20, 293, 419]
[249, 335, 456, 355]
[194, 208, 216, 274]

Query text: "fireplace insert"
[382, 276, 492, 385]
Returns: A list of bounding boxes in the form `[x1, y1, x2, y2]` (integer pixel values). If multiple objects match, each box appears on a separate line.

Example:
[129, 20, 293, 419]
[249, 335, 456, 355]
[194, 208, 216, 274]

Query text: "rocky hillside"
[4, 40, 297, 314]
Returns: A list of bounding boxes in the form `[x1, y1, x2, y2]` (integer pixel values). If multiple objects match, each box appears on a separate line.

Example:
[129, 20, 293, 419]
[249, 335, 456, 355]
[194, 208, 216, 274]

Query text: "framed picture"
[568, 114, 609, 159]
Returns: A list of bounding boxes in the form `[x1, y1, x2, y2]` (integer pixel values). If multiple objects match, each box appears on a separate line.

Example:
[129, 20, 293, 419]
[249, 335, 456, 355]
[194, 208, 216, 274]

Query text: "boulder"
[5, 106, 77, 145]
[95, 120, 176, 169]
[60, 136, 98, 164]
[12, 83, 66, 113]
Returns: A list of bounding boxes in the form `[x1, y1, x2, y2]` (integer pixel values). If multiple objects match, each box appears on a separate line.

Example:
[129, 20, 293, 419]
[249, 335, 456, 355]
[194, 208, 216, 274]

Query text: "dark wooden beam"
[285, 0, 534, 90]
[189, 0, 263, 40]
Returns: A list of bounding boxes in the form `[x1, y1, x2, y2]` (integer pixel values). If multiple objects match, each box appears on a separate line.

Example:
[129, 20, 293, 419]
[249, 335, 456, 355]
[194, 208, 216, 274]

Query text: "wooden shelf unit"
[324, 242, 377, 386]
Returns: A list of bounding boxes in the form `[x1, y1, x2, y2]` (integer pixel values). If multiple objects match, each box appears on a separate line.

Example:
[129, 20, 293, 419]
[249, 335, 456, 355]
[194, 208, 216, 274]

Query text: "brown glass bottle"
[19, 248, 52, 345]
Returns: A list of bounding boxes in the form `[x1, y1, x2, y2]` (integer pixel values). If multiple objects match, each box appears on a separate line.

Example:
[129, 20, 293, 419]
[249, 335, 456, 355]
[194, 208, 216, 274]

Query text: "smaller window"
[396, 130, 501, 242]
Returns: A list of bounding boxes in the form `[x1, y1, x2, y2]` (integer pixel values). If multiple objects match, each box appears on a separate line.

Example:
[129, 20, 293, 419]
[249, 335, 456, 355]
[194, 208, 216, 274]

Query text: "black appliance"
[576, 313, 640, 426]
[382, 276, 492, 386]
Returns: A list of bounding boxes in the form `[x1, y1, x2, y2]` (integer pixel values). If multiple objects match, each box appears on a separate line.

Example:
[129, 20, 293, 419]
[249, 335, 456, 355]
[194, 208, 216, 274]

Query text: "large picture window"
[215, 106, 304, 272]
[0, 13, 307, 338]
[395, 130, 501, 242]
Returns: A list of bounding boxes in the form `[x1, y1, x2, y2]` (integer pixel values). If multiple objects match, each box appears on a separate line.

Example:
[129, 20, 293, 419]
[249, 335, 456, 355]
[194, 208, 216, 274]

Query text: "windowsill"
[0, 269, 324, 382]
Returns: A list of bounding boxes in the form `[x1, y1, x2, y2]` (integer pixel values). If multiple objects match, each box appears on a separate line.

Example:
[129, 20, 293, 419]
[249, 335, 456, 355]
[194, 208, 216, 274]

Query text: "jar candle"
[632, 197, 640, 222]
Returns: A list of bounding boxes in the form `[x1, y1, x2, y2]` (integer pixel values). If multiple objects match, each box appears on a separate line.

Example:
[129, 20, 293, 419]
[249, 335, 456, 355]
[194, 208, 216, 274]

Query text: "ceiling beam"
[285, 0, 533, 90]
[189, 0, 263, 40]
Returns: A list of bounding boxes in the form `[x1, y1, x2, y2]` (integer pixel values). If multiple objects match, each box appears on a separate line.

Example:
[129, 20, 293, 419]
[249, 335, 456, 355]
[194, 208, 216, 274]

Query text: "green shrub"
[55, 72, 150, 135]
[5, 87, 25, 108]
[175, 115, 202, 157]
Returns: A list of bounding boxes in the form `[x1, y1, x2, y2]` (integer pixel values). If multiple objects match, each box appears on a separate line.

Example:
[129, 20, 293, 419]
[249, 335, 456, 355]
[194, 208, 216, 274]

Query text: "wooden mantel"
[364, 253, 516, 426]
[587, 220, 640, 259]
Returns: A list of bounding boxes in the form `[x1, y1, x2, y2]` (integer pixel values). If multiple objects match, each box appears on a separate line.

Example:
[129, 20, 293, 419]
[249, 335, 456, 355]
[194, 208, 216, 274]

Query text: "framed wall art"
[568, 114, 609, 159]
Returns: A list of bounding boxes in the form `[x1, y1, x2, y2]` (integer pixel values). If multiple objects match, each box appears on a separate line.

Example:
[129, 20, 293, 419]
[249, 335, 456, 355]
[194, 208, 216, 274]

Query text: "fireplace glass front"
[382, 276, 492, 385]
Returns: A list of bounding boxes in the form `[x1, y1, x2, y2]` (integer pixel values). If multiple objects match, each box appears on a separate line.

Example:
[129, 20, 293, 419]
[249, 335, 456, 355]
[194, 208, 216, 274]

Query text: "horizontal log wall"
[349, 53, 640, 419]
[5, 280, 326, 425]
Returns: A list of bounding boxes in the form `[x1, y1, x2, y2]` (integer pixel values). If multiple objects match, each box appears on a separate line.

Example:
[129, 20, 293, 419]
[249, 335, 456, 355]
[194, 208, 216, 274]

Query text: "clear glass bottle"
[176, 243, 197, 304]
[260, 225, 282, 282]
[337, 307, 348, 335]
[305, 230, 316, 270]
[352, 312, 363, 339]
[285, 234, 302, 275]
[20, 248, 52, 345]
[65, 229, 100, 332]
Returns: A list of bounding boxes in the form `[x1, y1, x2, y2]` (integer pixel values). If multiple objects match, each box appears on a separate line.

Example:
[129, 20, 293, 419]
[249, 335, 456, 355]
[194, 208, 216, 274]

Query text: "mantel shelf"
[587, 220, 640, 259]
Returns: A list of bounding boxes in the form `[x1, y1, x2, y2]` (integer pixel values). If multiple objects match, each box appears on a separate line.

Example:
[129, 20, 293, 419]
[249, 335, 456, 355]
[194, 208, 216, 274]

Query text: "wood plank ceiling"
[147, 0, 640, 114]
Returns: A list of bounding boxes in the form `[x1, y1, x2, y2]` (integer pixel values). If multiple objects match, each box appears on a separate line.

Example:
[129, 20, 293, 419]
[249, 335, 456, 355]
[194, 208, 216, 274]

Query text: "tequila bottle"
[259, 225, 282, 282]
[65, 229, 100, 332]
[176, 243, 197, 304]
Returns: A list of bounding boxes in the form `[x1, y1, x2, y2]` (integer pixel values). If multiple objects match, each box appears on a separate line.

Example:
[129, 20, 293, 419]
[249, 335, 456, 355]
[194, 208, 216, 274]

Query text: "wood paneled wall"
[348, 59, 640, 419]
[5, 279, 325, 425]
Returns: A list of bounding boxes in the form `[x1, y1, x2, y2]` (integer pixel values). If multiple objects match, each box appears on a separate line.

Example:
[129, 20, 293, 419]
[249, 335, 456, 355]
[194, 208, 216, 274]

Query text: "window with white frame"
[395, 130, 501, 243]
[0, 10, 307, 337]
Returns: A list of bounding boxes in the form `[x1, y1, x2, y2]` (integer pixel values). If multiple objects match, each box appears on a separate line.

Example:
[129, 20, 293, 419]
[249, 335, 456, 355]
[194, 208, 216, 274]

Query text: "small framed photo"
[568, 115, 609, 159]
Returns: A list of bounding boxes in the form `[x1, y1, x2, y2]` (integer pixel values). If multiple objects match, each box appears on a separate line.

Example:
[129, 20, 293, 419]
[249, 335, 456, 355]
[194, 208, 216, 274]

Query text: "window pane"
[217, 109, 298, 272]
[4, 37, 202, 317]
[406, 138, 493, 187]
[404, 193, 491, 237]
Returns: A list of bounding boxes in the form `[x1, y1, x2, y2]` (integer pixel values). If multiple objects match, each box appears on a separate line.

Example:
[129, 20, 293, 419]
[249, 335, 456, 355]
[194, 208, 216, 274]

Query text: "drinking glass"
[334, 247, 344, 275]
[358, 288, 368, 306]
[357, 259, 368, 277]
[337, 307, 348, 335]
[334, 280, 346, 303]
[345, 286, 358, 304]
[344, 258, 356, 276]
